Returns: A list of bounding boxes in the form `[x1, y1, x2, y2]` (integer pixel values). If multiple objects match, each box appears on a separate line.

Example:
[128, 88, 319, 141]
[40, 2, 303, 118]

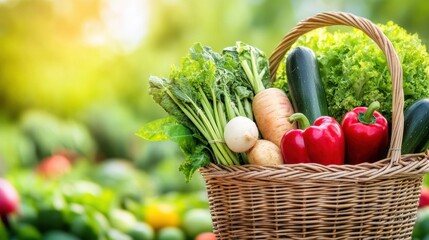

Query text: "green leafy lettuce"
[275, 22, 429, 122]
[138, 42, 270, 181]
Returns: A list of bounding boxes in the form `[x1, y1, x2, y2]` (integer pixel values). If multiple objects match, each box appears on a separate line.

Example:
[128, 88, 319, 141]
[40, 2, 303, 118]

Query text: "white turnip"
[224, 116, 259, 153]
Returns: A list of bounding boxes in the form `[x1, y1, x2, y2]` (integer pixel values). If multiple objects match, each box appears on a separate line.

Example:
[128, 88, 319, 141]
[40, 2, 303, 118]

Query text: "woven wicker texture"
[200, 12, 429, 239]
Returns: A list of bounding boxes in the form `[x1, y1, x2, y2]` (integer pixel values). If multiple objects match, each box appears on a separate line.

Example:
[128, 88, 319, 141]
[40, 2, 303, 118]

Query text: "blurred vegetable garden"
[1, 0, 429, 239]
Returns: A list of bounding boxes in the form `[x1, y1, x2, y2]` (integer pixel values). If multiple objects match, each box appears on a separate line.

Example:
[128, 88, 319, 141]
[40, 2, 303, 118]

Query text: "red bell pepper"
[341, 101, 388, 164]
[280, 113, 345, 165]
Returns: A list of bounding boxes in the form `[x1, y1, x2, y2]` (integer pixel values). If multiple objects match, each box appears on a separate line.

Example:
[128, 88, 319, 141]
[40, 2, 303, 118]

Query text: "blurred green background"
[0, 0, 429, 239]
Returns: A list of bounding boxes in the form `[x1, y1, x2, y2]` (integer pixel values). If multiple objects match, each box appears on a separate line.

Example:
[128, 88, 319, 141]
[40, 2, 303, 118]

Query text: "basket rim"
[200, 151, 429, 182]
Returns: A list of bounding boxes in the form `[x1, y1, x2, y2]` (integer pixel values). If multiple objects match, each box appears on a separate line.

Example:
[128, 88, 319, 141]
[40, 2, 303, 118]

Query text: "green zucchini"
[286, 46, 328, 125]
[402, 98, 429, 154]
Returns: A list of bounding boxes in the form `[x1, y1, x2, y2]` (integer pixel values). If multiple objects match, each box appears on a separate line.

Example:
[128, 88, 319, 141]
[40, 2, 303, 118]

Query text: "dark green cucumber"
[286, 46, 328, 125]
[402, 98, 429, 154]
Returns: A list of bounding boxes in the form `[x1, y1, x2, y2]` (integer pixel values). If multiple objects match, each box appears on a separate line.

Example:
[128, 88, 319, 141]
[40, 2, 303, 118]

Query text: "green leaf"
[137, 116, 198, 155]
[235, 86, 253, 99]
[235, 41, 270, 93]
[179, 145, 211, 182]
[166, 124, 195, 154]
[136, 117, 176, 141]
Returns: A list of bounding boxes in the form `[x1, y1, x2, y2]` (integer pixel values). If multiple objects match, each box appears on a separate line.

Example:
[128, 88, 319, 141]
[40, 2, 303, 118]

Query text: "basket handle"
[269, 12, 404, 165]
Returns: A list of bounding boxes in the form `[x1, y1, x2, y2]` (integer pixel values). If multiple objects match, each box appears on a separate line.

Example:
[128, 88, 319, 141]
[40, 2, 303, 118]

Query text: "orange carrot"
[252, 88, 296, 147]
[234, 42, 296, 147]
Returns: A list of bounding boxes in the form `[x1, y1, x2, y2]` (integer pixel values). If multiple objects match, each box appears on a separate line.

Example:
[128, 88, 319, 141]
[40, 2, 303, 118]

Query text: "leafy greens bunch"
[138, 42, 271, 181]
[275, 22, 429, 122]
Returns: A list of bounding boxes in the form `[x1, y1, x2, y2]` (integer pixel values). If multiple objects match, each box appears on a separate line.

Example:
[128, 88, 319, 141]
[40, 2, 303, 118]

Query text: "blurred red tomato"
[37, 154, 71, 179]
[195, 232, 216, 240]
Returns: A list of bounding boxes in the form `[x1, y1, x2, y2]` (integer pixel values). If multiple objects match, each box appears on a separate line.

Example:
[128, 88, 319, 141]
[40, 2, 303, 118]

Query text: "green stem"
[235, 93, 246, 117]
[211, 144, 231, 165]
[189, 92, 240, 165]
[224, 92, 236, 120]
[217, 101, 227, 129]
[244, 99, 253, 121]
[211, 93, 240, 165]
[218, 143, 240, 165]
[358, 101, 380, 124]
[199, 88, 214, 118]
[250, 50, 266, 93]
[212, 92, 223, 136]
[165, 90, 234, 165]
[241, 61, 256, 91]
[189, 100, 219, 141]
[166, 91, 208, 139]
[209, 138, 240, 165]
[198, 88, 221, 137]
[240, 152, 249, 165]
[257, 68, 266, 88]
[289, 113, 311, 130]
[161, 79, 240, 166]
[232, 102, 240, 117]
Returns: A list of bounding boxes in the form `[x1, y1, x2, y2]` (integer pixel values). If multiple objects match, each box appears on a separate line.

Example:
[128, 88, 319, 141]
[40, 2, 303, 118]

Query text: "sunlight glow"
[84, 0, 149, 52]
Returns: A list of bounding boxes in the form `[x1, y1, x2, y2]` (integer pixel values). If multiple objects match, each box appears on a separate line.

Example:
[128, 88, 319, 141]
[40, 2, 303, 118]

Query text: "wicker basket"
[199, 12, 429, 239]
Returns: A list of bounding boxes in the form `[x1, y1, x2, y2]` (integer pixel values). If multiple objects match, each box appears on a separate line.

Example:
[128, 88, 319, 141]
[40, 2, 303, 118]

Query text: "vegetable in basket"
[224, 43, 296, 147]
[402, 98, 429, 154]
[223, 116, 258, 153]
[139, 42, 277, 181]
[143, 44, 251, 179]
[341, 101, 388, 164]
[280, 113, 344, 165]
[247, 139, 283, 165]
[275, 22, 429, 122]
[223, 116, 284, 165]
[285, 46, 328, 125]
